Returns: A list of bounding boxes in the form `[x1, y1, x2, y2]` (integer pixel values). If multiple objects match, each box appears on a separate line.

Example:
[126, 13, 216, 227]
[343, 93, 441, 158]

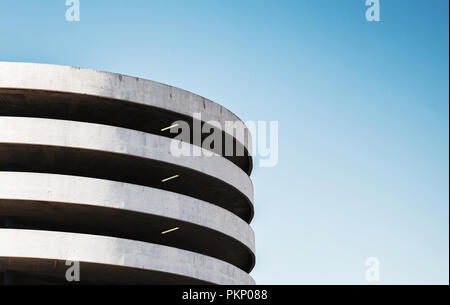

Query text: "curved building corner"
[0, 62, 256, 285]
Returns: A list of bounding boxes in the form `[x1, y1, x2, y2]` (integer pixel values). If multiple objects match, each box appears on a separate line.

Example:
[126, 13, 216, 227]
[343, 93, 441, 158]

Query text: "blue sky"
[1, 0, 448, 284]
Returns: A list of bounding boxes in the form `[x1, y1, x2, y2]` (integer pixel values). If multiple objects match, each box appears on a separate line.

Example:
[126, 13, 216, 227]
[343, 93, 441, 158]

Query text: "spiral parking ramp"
[0, 62, 255, 285]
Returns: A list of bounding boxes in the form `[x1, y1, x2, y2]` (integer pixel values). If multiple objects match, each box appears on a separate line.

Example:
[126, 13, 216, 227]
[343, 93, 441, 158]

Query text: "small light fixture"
[161, 123, 179, 132]
[161, 175, 179, 183]
[161, 227, 180, 235]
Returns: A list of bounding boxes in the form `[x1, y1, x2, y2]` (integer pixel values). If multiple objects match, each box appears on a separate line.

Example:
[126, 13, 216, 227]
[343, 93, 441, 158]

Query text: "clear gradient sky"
[0, 0, 448, 284]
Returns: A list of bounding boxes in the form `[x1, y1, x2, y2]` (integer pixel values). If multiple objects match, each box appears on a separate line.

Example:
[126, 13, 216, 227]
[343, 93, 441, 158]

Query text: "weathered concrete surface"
[0, 61, 253, 163]
[0, 62, 256, 285]
[0, 88, 252, 174]
[0, 172, 255, 271]
[0, 116, 254, 222]
[0, 229, 255, 285]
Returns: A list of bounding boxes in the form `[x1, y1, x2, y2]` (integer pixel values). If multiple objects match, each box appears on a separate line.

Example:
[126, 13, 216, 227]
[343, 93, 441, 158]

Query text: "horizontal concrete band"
[0, 229, 255, 285]
[0, 62, 253, 163]
[0, 172, 255, 271]
[0, 116, 254, 221]
[0, 88, 251, 175]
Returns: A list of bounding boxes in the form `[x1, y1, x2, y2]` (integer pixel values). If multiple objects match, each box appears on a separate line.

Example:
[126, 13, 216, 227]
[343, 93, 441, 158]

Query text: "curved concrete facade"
[0, 62, 253, 175]
[0, 230, 255, 285]
[0, 62, 255, 285]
